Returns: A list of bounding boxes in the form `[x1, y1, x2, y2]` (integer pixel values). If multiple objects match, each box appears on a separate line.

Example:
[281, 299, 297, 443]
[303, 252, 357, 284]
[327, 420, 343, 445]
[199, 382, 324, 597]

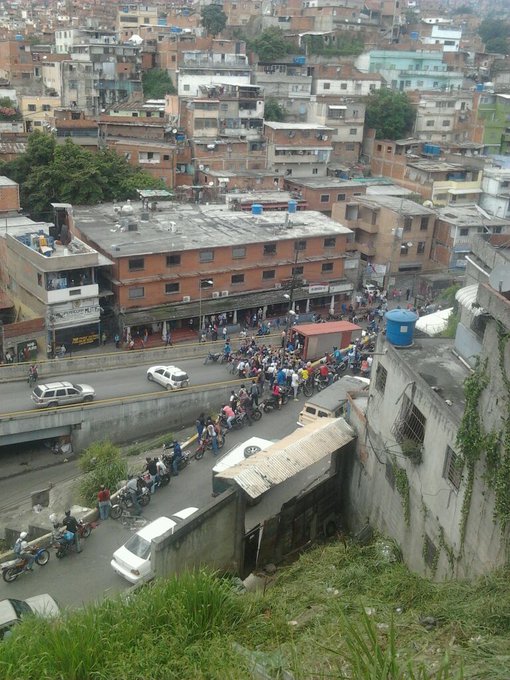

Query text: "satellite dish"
[198, 164, 205, 171]
[208, 181, 214, 187]
[172, 128, 178, 134]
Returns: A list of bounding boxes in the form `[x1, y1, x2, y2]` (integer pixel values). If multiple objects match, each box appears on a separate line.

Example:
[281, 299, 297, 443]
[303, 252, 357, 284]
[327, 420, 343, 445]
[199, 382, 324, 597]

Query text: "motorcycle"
[195, 432, 225, 460]
[53, 530, 79, 559]
[2, 546, 50, 582]
[110, 485, 151, 520]
[204, 352, 221, 365]
[162, 443, 191, 475]
[262, 391, 287, 412]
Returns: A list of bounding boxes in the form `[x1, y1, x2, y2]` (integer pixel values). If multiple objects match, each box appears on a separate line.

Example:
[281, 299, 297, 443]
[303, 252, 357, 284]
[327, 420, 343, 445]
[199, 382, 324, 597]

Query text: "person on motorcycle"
[126, 474, 142, 515]
[63, 510, 82, 553]
[271, 382, 282, 409]
[13, 531, 35, 571]
[156, 456, 168, 481]
[319, 360, 330, 385]
[144, 457, 158, 493]
[223, 342, 231, 360]
[332, 347, 344, 364]
[171, 441, 183, 476]
[222, 403, 236, 430]
[28, 364, 38, 385]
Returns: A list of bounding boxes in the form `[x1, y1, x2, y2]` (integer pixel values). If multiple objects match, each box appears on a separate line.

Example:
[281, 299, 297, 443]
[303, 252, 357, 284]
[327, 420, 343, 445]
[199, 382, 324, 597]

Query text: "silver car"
[31, 381, 96, 408]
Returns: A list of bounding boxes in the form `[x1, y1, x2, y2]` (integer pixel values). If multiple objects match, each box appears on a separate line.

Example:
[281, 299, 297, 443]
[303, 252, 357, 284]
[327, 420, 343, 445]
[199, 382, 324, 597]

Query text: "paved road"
[0, 400, 304, 609]
[0, 354, 235, 415]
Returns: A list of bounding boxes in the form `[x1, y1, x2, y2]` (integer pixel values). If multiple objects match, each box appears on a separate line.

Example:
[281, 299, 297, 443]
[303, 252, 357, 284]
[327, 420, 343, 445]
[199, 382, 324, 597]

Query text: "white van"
[298, 376, 370, 427]
[212, 437, 273, 497]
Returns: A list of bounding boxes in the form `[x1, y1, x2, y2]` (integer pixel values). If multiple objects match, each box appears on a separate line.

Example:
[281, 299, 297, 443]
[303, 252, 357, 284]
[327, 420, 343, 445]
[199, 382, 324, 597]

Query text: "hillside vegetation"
[1, 539, 509, 679]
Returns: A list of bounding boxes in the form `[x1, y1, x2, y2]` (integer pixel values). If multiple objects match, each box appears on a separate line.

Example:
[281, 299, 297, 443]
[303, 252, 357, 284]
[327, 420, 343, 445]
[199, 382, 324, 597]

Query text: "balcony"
[355, 241, 377, 257]
[355, 219, 379, 234]
[47, 283, 99, 304]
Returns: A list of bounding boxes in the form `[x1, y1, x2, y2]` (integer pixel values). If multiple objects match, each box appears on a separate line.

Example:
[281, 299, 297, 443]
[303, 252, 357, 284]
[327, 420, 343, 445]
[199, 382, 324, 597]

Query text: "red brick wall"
[0, 183, 19, 211]
[113, 235, 348, 308]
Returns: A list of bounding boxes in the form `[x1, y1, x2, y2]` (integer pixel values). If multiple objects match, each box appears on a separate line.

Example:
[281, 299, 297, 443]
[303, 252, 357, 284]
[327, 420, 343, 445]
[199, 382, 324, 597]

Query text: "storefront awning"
[216, 418, 354, 499]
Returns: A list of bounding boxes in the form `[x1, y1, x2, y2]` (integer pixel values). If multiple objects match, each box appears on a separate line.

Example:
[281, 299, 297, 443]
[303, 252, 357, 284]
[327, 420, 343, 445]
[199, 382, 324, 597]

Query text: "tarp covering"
[216, 418, 354, 499]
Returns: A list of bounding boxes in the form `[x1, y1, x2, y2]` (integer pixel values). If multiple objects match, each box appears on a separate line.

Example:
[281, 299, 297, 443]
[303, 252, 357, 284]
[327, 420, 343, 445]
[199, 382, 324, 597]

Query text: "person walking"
[114, 333, 120, 349]
[101, 332, 107, 346]
[171, 441, 183, 476]
[97, 485, 111, 520]
[250, 380, 259, 407]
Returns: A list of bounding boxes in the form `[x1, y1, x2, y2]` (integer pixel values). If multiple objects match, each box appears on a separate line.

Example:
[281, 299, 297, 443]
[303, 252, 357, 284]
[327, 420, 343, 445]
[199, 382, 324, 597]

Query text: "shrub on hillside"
[78, 440, 127, 506]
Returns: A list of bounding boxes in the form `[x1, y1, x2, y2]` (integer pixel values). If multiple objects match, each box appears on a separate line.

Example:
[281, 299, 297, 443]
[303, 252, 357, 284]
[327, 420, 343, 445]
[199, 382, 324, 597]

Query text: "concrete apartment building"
[336, 195, 436, 281]
[0, 39, 34, 82]
[479, 167, 510, 219]
[0, 192, 112, 352]
[177, 49, 251, 98]
[253, 60, 312, 123]
[264, 122, 333, 180]
[431, 206, 510, 271]
[311, 64, 383, 98]
[70, 201, 354, 332]
[358, 49, 464, 92]
[413, 91, 477, 144]
[60, 41, 142, 116]
[307, 97, 365, 163]
[20, 94, 60, 132]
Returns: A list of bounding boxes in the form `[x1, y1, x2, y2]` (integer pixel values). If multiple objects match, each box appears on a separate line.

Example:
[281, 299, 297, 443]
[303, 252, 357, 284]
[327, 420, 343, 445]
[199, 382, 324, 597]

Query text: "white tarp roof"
[456, 284, 483, 316]
[415, 308, 453, 335]
[216, 418, 354, 499]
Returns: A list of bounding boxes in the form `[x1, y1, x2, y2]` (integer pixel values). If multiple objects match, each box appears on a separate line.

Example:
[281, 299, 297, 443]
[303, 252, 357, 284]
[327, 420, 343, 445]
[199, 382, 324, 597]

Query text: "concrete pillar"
[305, 299, 310, 313]
[232, 309, 237, 324]
[329, 295, 335, 314]
[262, 305, 267, 319]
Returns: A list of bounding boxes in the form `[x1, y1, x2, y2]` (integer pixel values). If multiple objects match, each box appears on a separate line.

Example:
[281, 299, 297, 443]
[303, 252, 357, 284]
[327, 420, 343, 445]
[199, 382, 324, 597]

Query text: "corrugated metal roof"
[217, 418, 354, 499]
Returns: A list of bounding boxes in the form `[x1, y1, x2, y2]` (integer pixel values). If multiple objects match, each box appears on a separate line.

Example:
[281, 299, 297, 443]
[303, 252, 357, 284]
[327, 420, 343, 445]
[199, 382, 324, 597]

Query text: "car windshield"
[8, 599, 32, 618]
[32, 387, 43, 397]
[174, 373, 188, 382]
[123, 535, 151, 560]
[74, 385, 84, 393]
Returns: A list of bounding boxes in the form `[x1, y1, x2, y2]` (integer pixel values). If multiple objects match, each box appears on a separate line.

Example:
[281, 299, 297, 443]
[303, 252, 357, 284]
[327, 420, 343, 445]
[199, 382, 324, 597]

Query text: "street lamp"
[199, 279, 213, 331]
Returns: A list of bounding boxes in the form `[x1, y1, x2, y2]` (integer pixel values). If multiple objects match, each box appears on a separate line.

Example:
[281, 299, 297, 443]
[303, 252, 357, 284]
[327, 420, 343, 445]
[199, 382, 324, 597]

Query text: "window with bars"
[443, 446, 463, 490]
[392, 395, 426, 446]
[375, 364, 387, 393]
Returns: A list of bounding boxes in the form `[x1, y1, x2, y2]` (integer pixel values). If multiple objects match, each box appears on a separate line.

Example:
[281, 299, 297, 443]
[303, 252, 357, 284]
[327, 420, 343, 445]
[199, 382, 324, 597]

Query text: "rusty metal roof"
[216, 418, 354, 499]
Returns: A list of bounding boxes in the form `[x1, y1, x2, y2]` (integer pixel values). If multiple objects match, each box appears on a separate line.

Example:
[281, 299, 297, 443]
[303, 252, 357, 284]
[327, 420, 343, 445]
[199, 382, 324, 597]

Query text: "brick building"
[70, 200, 354, 333]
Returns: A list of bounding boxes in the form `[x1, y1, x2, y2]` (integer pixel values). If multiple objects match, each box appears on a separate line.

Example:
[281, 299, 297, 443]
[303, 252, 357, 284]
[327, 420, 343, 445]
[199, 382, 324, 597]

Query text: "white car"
[363, 283, 380, 296]
[0, 594, 59, 640]
[111, 509, 198, 584]
[147, 365, 190, 390]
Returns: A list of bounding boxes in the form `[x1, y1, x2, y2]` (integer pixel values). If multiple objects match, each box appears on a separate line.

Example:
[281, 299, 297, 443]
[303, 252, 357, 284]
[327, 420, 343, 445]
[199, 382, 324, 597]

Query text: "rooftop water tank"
[288, 199, 297, 214]
[252, 204, 263, 216]
[385, 309, 418, 348]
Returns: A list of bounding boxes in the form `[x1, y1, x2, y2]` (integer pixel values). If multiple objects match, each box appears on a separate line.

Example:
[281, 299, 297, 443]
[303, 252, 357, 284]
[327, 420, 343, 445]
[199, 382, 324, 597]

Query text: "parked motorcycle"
[53, 530, 79, 559]
[204, 352, 221, 365]
[2, 546, 50, 582]
[110, 485, 151, 520]
[77, 519, 97, 539]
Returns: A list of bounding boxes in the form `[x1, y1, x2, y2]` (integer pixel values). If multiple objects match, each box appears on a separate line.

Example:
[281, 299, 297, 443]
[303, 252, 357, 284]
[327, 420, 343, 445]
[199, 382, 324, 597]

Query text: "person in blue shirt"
[333, 346, 344, 363]
[223, 342, 231, 358]
[277, 367, 286, 387]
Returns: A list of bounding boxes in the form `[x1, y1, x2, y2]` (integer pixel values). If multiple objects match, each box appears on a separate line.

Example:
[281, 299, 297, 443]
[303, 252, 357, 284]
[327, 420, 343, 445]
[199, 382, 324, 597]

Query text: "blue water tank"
[15, 34, 23, 41]
[293, 56, 306, 65]
[429, 144, 441, 156]
[288, 199, 297, 214]
[475, 83, 484, 92]
[385, 309, 418, 348]
[410, 31, 419, 40]
[252, 204, 263, 216]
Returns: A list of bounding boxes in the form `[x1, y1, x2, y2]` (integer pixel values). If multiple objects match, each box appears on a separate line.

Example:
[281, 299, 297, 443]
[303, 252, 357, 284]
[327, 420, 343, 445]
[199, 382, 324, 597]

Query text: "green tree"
[141, 68, 176, 99]
[479, 17, 509, 53]
[248, 28, 290, 62]
[264, 97, 286, 122]
[78, 441, 128, 506]
[0, 131, 164, 219]
[365, 88, 416, 140]
[200, 5, 227, 37]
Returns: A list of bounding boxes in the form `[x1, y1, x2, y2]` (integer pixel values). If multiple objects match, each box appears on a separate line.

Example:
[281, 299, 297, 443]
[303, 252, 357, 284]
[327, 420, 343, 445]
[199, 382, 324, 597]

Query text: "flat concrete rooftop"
[391, 337, 469, 419]
[72, 202, 352, 258]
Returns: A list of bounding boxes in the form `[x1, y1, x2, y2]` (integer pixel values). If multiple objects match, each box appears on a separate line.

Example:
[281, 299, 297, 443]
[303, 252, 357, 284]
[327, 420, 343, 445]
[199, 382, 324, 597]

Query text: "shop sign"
[329, 284, 351, 293]
[72, 333, 99, 346]
[16, 339, 38, 360]
[308, 285, 329, 294]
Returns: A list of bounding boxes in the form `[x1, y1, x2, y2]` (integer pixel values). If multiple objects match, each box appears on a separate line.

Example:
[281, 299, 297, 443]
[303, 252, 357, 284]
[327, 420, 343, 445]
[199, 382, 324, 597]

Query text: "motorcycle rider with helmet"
[13, 531, 35, 571]
[62, 510, 82, 553]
